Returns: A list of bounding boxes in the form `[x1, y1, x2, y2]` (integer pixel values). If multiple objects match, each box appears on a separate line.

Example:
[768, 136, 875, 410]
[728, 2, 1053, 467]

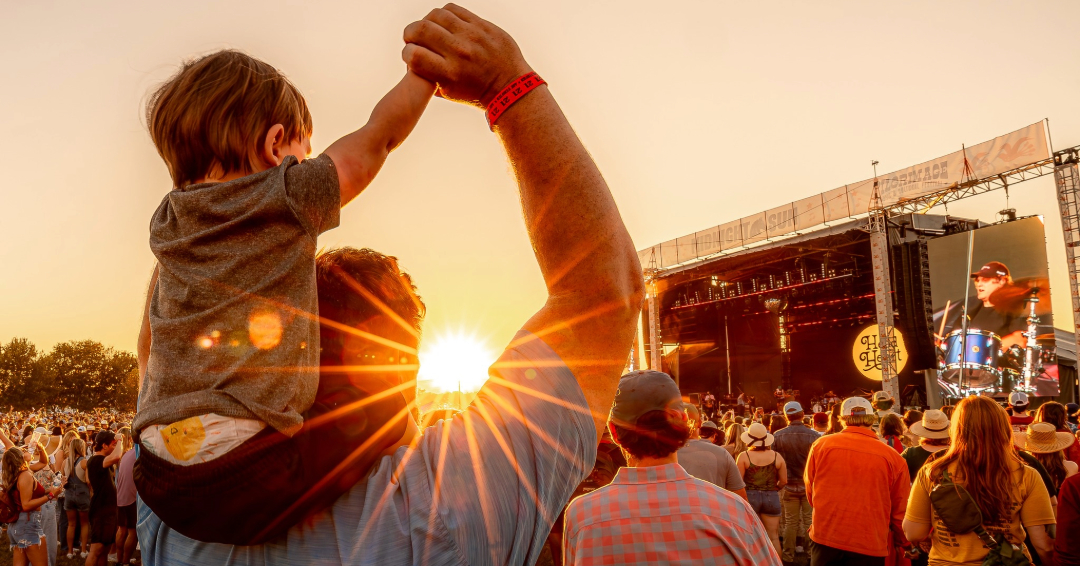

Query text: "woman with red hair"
[902, 396, 1056, 564]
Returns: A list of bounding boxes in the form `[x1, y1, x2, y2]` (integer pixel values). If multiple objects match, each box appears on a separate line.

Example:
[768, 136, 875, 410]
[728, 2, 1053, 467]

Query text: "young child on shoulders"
[132, 50, 434, 545]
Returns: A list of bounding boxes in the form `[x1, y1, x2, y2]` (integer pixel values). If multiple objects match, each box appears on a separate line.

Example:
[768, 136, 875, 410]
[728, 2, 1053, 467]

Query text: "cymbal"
[987, 277, 1052, 316]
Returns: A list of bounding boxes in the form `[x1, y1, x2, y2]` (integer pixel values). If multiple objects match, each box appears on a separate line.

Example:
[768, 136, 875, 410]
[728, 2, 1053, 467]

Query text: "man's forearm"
[495, 86, 641, 306]
[497, 84, 643, 437]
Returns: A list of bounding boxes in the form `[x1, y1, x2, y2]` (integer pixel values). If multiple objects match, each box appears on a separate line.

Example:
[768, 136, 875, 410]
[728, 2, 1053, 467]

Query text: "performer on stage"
[965, 262, 1026, 349]
[701, 391, 718, 422]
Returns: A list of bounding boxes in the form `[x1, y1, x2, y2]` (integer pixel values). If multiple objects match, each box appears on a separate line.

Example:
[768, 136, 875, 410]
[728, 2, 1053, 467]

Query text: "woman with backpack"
[2, 446, 62, 566]
[902, 395, 1056, 565]
[62, 438, 91, 559]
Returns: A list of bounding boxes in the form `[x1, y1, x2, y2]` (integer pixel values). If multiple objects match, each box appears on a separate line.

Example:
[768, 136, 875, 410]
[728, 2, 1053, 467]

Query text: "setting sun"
[417, 331, 497, 393]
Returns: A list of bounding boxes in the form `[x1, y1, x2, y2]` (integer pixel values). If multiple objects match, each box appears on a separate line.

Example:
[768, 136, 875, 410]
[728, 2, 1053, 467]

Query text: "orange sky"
[3, 1, 1080, 389]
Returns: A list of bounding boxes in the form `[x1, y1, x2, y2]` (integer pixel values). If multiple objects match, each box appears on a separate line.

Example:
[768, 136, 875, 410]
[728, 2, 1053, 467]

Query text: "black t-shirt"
[967, 303, 1025, 339]
[86, 454, 116, 515]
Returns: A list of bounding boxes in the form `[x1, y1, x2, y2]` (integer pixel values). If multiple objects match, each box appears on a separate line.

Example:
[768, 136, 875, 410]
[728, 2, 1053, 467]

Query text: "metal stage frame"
[644, 134, 1080, 403]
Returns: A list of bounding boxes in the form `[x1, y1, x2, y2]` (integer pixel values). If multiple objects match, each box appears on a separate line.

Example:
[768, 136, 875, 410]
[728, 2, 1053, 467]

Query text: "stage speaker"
[891, 240, 937, 371]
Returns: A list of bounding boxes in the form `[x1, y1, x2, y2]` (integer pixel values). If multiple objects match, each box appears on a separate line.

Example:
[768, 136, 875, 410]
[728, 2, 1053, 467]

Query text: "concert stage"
[636, 123, 1080, 409]
[640, 214, 1079, 408]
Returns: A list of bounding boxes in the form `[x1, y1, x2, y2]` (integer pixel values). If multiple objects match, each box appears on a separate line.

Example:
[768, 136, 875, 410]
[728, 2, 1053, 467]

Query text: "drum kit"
[938, 285, 1049, 398]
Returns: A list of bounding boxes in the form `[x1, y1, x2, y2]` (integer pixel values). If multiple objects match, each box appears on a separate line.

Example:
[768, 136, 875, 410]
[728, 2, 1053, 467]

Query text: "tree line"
[0, 338, 138, 411]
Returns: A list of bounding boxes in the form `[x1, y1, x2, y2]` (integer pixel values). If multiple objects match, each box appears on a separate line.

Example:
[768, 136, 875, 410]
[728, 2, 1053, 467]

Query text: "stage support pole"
[868, 165, 901, 403]
[724, 315, 732, 395]
[923, 370, 943, 409]
[1053, 149, 1080, 380]
[648, 281, 662, 371]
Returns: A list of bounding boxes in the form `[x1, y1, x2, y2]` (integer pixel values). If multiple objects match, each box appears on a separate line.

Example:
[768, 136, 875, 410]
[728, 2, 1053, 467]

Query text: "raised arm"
[324, 72, 436, 207]
[403, 4, 644, 438]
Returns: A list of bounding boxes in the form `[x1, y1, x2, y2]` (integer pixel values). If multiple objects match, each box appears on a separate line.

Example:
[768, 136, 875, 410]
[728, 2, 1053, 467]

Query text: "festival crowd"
[7, 3, 1080, 566]
[554, 386, 1080, 566]
[0, 409, 137, 566]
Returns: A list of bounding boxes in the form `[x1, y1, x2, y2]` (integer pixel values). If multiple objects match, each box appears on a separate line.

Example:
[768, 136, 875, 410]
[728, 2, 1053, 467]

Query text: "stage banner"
[676, 235, 698, 264]
[717, 218, 745, 250]
[793, 194, 824, 231]
[637, 246, 657, 268]
[659, 238, 679, 268]
[877, 150, 960, 206]
[694, 226, 723, 257]
[926, 216, 1058, 399]
[742, 212, 768, 245]
[637, 122, 1049, 268]
[846, 178, 875, 216]
[822, 186, 850, 222]
[964, 122, 1049, 180]
[766, 203, 796, 237]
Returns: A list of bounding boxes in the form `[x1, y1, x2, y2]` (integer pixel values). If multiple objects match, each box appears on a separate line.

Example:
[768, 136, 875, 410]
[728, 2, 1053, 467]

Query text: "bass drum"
[940, 329, 1001, 390]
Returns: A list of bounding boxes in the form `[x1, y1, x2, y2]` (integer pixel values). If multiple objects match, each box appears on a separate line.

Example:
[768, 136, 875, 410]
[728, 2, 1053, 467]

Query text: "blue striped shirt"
[136, 330, 597, 565]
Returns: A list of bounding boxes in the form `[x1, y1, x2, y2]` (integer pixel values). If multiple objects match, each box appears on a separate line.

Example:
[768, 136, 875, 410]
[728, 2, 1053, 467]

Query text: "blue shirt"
[136, 331, 596, 565]
[771, 423, 820, 489]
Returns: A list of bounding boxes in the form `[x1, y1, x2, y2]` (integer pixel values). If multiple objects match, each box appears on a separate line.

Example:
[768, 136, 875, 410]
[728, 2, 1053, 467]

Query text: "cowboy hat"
[741, 422, 774, 447]
[1023, 422, 1076, 454]
[909, 409, 950, 439]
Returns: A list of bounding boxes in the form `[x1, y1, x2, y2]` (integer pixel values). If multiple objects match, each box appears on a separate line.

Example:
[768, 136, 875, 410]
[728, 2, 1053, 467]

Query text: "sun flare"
[417, 331, 496, 393]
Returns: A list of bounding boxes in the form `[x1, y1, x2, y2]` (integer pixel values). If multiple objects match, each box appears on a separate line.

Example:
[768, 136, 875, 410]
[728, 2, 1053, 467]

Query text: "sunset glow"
[418, 331, 496, 393]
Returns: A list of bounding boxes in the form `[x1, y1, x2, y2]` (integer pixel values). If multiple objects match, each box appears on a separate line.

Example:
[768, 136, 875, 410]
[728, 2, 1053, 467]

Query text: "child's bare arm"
[137, 265, 158, 388]
[325, 71, 435, 207]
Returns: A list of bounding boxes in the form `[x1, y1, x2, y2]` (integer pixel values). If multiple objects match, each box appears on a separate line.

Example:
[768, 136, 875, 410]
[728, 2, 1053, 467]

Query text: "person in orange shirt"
[805, 397, 911, 566]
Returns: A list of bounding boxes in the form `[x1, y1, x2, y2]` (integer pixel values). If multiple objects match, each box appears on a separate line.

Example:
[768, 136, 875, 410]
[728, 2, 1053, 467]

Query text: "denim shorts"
[7, 510, 45, 550]
[747, 489, 782, 516]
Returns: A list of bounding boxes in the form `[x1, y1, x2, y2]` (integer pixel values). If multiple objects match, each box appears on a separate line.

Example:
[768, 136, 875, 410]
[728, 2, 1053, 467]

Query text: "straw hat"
[1023, 422, 1076, 454]
[909, 409, 950, 439]
[741, 422, 775, 447]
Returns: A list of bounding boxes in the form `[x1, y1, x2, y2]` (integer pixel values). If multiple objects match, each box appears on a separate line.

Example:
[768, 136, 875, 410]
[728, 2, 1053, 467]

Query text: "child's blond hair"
[146, 50, 312, 188]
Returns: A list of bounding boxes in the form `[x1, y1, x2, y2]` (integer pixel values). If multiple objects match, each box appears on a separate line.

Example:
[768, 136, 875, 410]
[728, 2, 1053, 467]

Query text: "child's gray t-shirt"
[134, 155, 340, 437]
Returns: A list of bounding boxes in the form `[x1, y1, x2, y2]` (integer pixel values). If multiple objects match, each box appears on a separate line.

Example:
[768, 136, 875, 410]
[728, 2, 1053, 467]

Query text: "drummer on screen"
[966, 261, 1026, 350]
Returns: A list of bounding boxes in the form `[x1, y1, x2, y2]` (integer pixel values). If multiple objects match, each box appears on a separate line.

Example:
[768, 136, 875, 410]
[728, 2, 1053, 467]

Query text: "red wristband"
[486, 72, 546, 130]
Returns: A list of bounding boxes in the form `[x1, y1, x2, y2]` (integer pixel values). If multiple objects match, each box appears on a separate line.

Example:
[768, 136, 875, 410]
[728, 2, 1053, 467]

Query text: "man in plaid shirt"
[563, 370, 781, 566]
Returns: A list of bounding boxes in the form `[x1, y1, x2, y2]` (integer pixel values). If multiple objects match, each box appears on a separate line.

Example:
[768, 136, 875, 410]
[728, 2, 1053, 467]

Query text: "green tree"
[0, 338, 138, 411]
[45, 340, 138, 411]
[0, 338, 47, 408]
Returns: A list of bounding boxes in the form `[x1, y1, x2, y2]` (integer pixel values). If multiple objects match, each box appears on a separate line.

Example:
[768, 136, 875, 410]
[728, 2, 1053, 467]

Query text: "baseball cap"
[609, 370, 683, 427]
[1009, 391, 1029, 407]
[783, 401, 804, 415]
[77, 426, 86, 433]
[33, 427, 47, 436]
[841, 396, 874, 416]
[700, 421, 718, 430]
[971, 261, 1010, 280]
[86, 424, 96, 431]
[812, 412, 828, 426]
[872, 391, 891, 402]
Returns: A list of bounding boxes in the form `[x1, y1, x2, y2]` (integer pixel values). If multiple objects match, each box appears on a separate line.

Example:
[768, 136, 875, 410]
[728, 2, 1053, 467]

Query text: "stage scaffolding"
[1054, 148, 1080, 380]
